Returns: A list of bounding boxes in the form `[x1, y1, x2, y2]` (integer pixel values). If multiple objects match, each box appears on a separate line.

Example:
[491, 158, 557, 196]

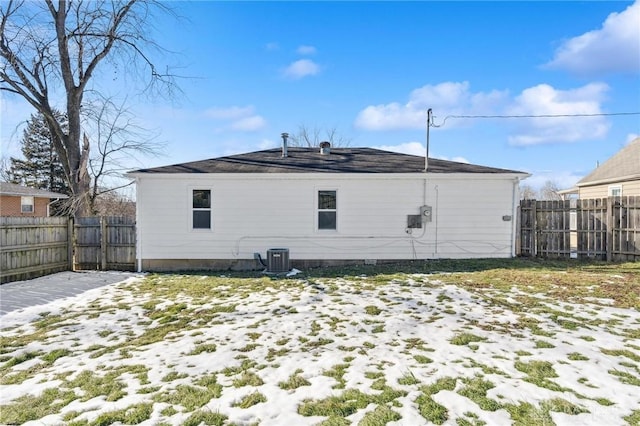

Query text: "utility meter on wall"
[420, 205, 432, 222]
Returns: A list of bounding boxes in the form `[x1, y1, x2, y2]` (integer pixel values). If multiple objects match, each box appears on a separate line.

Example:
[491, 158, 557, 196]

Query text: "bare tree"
[540, 180, 562, 200]
[1, 0, 178, 216]
[288, 124, 352, 147]
[91, 187, 136, 217]
[80, 96, 163, 215]
[520, 184, 537, 200]
[0, 156, 11, 182]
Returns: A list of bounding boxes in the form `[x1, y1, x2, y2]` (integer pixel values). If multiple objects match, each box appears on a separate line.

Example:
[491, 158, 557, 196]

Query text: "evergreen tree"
[8, 111, 71, 194]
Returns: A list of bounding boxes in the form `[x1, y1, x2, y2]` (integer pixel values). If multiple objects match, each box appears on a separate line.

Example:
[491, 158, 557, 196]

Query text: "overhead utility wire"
[429, 111, 640, 128]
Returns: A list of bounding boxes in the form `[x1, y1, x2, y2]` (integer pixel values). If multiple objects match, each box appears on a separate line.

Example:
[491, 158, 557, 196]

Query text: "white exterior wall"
[134, 173, 522, 264]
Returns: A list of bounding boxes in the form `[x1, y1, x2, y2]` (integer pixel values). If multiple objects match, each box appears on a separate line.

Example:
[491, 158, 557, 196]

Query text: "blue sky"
[2, 1, 639, 191]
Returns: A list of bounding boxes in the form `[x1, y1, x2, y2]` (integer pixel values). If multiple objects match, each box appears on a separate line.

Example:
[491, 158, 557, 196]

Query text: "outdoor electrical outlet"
[420, 205, 432, 223]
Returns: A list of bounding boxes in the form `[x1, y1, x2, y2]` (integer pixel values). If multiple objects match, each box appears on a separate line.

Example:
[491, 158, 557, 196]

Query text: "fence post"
[515, 203, 521, 256]
[531, 200, 537, 257]
[606, 197, 613, 262]
[68, 217, 74, 271]
[100, 216, 107, 271]
[569, 199, 577, 259]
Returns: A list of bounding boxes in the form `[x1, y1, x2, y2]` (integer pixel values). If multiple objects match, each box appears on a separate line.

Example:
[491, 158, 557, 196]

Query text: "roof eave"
[576, 174, 640, 187]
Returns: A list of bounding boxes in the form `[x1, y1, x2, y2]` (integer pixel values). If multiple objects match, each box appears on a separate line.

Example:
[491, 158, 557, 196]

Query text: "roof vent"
[281, 132, 289, 158]
[320, 141, 331, 155]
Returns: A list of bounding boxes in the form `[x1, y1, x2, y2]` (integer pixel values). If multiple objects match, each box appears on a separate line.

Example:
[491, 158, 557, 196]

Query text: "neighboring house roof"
[0, 182, 69, 198]
[129, 147, 527, 175]
[576, 138, 640, 187]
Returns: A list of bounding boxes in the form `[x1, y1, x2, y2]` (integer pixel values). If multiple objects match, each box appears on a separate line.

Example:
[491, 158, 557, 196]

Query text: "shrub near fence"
[519, 196, 640, 261]
[0, 216, 135, 284]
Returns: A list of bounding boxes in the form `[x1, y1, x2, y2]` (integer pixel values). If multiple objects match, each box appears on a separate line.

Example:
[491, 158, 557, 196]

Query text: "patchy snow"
[1, 273, 638, 425]
[287, 268, 302, 277]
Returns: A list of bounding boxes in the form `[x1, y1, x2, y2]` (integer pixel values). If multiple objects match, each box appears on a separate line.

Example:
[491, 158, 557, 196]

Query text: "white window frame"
[190, 188, 212, 231]
[21, 196, 34, 213]
[608, 185, 622, 197]
[317, 189, 337, 231]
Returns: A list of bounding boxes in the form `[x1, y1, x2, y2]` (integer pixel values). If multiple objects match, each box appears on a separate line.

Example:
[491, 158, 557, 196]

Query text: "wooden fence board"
[0, 217, 70, 283]
[518, 196, 640, 261]
[1, 216, 136, 284]
[74, 216, 136, 271]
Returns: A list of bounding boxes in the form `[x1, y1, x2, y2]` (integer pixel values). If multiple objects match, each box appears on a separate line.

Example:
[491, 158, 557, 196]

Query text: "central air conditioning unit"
[267, 248, 290, 273]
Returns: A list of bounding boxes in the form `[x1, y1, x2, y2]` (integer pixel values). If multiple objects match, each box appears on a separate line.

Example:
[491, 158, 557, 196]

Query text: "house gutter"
[134, 176, 142, 273]
[510, 177, 520, 257]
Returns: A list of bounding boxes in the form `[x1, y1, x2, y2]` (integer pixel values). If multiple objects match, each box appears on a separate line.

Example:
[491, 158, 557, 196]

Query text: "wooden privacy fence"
[519, 196, 640, 261]
[0, 216, 136, 284]
[0, 217, 71, 284]
[74, 217, 136, 271]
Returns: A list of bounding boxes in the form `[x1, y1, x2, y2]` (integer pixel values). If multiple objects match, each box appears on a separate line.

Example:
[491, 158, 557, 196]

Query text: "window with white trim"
[608, 185, 622, 197]
[318, 190, 337, 230]
[21, 196, 34, 213]
[192, 189, 211, 229]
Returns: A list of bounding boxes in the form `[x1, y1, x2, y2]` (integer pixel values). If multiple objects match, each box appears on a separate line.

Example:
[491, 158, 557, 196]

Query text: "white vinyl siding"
[134, 173, 521, 262]
[579, 179, 640, 199]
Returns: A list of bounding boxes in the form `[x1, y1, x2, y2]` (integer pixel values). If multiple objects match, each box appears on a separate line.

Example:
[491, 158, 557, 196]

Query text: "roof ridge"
[577, 138, 640, 186]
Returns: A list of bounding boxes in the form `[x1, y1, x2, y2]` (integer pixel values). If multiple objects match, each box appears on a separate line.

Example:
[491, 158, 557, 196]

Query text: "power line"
[430, 111, 640, 127]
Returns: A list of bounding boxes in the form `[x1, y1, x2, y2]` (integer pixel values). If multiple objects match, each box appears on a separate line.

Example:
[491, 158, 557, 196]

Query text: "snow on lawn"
[1, 272, 639, 426]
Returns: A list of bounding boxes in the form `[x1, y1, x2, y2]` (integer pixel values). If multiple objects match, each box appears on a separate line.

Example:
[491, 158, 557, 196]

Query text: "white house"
[127, 143, 530, 272]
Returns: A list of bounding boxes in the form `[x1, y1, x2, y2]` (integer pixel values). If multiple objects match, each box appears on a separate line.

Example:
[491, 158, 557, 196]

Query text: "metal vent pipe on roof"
[281, 132, 289, 157]
[320, 141, 331, 155]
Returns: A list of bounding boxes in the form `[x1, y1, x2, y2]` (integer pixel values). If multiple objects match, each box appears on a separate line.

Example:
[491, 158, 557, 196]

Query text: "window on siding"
[192, 189, 211, 229]
[608, 185, 622, 197]
[318, 190, 337, 230]
[21, 196, 34, 213]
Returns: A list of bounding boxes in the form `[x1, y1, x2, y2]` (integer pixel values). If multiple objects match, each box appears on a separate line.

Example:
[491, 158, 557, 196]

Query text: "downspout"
[510, 177, 520, 257]
[434, 184, 439, 255]
[47, 198, 62, 217]
[135, 176, 142, 272]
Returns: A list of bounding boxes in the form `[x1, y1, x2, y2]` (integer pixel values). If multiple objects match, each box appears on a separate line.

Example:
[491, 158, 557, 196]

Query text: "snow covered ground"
[1, 271, 638, 425]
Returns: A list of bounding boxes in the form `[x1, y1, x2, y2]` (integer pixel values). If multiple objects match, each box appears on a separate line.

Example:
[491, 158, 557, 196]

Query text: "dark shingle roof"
[0, 182, 69, 198]
[130, 148, 525, 175]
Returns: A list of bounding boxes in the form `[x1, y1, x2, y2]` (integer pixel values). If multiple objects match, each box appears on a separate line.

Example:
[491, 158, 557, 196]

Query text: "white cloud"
[283, 59, 320, 79]
[375, 142, 470, 163]
[296, 45, 317, 55]
[507, 83, 610, 145]
[376, 142, 426, 156]
[354, 81, 508, 130]
[229, 116, 267, 132]
[203, 105, 266, 132]
[204, 106, 255, 120]
[265, 42, 279, 51]
[439, 155, 470, 164]
[355, 80, 613, 146]
[544, 1, 640, 75]
[626, 133, 640, 144]
[521, 170, 584, 191]
[257, 138, 277, 150]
